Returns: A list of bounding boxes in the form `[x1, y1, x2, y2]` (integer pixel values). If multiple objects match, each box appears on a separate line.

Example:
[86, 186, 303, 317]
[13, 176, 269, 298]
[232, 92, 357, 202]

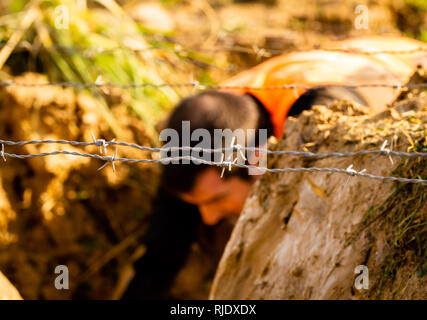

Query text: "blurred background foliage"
[0, 0, 225, 142]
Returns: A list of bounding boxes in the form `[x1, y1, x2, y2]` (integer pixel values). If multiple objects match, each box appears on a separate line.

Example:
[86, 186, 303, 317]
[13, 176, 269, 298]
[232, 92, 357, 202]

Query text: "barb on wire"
[220, 136, 245, 178]
[343, 164, 367, 188]
[370, 139, 395, 164]
[90, 131, 116, 154]
[97, 146, 118, 172]
[1, 151, 426, 185]
[1, 144, 5, 162]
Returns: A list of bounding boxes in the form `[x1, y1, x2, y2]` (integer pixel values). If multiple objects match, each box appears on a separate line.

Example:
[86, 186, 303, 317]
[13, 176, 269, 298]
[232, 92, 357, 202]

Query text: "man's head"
[158, 86, 368, 225]
[159, 90, 273, 225]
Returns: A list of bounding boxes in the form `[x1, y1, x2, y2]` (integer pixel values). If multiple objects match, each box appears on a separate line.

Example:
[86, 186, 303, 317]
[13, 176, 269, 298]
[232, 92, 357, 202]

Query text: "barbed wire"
[1, 138, 427, 159]
[1, 150, 426, 185]
[217, 44, 427, 56]
[1, 42, 427, 58]
[1, 138, 426, 184]
[2, 40, 426, 90]
[1, 80, 426, 91]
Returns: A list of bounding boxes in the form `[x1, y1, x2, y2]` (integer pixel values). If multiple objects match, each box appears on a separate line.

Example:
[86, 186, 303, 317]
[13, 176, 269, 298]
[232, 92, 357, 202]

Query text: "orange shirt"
[221, 35, 427, 138]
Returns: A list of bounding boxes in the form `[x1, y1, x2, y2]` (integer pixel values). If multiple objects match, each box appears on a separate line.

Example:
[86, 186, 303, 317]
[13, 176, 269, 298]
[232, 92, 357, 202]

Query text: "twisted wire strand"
[2, 151, 427, 184]
[1, 80, 426, 90]
[1, 139, 426, 159]
[2, 42, 427, 57]
[1, 151, 426, 185]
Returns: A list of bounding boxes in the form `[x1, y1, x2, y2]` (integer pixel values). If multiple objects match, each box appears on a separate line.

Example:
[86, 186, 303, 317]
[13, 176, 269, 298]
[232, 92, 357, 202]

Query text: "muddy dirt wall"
[210, 91, 427, 299]
[0, 73, 160, 299]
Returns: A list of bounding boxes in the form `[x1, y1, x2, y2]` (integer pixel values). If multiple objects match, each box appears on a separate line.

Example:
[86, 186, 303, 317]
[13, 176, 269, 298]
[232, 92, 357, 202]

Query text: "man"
[123, 35, 426, 299]
[161, 35, 427, 225]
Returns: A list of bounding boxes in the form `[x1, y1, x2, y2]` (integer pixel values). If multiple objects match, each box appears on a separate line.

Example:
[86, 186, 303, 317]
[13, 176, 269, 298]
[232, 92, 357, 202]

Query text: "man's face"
[179, 167, 253, 226]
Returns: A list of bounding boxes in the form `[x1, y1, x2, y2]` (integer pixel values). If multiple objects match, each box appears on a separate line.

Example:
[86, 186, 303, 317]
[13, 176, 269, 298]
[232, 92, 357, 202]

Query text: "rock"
[0, 73, 160, 299]
[210, 95, 427, 300]
[0, 272, 22, 300]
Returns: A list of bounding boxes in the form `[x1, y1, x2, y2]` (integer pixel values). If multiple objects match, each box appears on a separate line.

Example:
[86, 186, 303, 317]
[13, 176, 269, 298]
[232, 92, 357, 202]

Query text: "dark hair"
[288, 86, 367, 116]
[159, 90, 273, 195]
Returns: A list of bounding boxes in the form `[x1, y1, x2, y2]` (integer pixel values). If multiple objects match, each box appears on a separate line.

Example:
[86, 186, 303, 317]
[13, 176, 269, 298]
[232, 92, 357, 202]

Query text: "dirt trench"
[0, 73, 160, 299]
[210, 87, 427, 299]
